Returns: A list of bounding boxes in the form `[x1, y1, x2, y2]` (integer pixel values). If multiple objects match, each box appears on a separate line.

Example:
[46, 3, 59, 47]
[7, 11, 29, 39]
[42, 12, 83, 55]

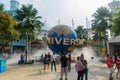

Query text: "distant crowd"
[40, 52, 88, 80]
[19, 51, 120, 80]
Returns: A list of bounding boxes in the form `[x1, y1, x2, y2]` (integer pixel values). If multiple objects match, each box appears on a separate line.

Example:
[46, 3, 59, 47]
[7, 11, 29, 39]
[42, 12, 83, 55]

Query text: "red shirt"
[106, 57, 113, 68]
[68, 56, 71, 62]
[116, 58, 120, 68]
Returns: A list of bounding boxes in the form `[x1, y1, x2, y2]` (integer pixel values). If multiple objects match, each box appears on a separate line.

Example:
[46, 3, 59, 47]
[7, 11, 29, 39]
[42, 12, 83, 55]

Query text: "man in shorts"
[106, 54, 114, 80]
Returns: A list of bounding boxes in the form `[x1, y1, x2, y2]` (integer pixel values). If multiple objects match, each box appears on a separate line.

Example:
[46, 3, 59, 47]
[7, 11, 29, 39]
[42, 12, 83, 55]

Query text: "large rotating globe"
[47, 25, 77, 55]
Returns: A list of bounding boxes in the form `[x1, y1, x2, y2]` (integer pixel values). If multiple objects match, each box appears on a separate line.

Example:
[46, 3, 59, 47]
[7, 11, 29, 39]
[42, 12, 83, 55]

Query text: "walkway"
[0, 57, 118, 80]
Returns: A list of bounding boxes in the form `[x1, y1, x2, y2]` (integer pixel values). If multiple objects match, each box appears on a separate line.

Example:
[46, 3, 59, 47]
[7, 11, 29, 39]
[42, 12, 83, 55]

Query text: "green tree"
[75, 25, 89, 46]
[14, 4, 43, 39]
[91, 6, 111, 54]
[0, 11, 20, 53]
[14, 4, 44, 61]
[111, 7, 120, 37]
[0, 3, 4, 11]
[75, 25, 88, 39]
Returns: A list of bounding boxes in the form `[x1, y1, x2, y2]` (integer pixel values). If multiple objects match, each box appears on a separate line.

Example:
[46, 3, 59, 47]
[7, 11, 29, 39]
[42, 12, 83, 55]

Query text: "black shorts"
[21, 61, 24, 64]
[43, 60, 47, 64]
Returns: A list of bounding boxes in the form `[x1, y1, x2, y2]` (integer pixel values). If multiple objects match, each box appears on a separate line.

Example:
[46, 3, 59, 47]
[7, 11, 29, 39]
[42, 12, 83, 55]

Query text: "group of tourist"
[106, 54, 120, 80]
[41, 52, 72, 80]
[41, 52, 71, 72]
[42, 52, 57, 72]
[41, 52, 88, 80]
[20, 51, 89, 80]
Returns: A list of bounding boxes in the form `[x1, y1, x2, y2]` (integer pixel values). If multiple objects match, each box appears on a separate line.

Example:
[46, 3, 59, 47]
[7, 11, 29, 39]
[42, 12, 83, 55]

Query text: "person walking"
[47, 52, 51, 69]
[80, 54, 88, 80]
[67, 54, 72, 72]
[20, 54, 25, 67]
[43, 54, 48, 72]
[75, 56, 85, 80]
[106, 54, 114, 80]
[115, 55, 120, 79]
[51, 52, 57, 71]
[60, 53, 68, 80]
[40, 54, 44, 62]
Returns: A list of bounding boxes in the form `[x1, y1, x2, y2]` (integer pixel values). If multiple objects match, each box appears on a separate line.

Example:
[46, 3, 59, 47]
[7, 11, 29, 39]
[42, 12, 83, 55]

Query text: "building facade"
[107, 36, 120, 56]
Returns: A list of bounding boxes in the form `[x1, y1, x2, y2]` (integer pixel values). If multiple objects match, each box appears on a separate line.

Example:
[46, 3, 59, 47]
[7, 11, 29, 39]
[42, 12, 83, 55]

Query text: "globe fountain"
[44, 25, 81, 55]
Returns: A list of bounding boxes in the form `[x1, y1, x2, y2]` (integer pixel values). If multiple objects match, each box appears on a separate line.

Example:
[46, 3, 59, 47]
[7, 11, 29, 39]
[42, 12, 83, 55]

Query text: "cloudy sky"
[0, 0, 112, 29]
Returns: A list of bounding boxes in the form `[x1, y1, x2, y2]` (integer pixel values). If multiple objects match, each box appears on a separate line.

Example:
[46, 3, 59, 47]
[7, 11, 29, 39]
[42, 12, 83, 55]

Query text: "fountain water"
[7, 46, 97, 65]
[71, 46, 97, 63]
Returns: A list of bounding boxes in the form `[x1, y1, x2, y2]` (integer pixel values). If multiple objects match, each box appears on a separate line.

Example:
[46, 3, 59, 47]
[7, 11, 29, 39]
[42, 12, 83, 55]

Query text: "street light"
[42, 33, 47, 49]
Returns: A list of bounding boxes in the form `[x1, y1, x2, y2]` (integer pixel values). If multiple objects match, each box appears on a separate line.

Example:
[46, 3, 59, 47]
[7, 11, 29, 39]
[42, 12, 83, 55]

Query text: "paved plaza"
[0, 57, 119, 80]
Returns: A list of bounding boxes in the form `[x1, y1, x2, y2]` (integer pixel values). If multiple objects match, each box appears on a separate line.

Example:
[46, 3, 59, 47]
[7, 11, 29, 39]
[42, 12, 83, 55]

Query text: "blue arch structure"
[10, 38, 26, 57]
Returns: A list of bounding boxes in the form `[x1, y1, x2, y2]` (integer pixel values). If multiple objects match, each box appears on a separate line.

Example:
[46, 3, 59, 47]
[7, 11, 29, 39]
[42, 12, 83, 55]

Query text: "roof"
[108, 36, 120, 43]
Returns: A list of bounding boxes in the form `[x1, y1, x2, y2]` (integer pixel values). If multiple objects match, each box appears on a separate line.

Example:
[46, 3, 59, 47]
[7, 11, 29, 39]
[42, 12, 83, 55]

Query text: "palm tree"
[75, 25, 88, 39]
[14, 4, 43, 37]
[75, 25, 88, 45]
[14, 4, 44, 61]
[91, 6, 111, 54]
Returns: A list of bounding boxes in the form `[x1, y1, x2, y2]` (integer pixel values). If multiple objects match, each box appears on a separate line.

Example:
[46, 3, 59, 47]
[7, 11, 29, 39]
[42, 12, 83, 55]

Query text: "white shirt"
[51, 54, 56, 61]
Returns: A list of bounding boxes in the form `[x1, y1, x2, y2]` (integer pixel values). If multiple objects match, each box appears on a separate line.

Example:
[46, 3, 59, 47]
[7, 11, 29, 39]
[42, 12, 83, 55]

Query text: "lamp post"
[43, 33, 47, 49]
